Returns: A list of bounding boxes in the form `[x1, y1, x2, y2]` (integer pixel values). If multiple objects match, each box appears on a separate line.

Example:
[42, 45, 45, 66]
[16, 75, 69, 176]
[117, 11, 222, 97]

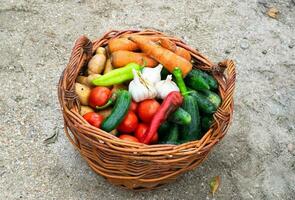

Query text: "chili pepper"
[173, 67, 188, 96]
[141, 91, 183, 144]
[95, 91, 117, 110]
[92, 63, 143, 86]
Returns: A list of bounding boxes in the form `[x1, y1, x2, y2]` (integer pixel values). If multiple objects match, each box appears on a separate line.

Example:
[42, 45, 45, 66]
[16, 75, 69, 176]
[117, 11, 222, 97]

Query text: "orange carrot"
[158, 38, 191, 61]
[175, 47, 191, 61]
[158, 38, 177, 52]
[108, 38, 139, 53]
[129, 36, 192, 76]
[111, 50, 158, 68]
[110, 36, 191, 61]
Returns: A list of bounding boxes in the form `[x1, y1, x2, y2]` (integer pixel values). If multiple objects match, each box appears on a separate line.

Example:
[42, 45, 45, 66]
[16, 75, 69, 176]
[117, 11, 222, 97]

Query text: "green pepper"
[92, 63, 143, 86]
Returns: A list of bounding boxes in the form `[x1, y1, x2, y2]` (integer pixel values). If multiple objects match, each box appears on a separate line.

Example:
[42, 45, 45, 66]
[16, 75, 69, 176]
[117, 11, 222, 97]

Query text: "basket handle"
[210, 59, 236, 140]
[215, 59, 236, 111]
[60, 36, 93, 109]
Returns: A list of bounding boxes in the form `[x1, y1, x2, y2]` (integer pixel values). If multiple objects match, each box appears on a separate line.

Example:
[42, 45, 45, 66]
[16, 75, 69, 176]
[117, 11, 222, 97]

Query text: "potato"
[75, 83, 91, 105]
[96, 47, 106, 55]
[109, 129, 118, 136]
[80, 106, 94, 116]
[77, 74, 101, 87]
[97, 107, 112, 118]
[103, 59, 113, 74]
[87, 53, 106, 74]
[111, 84, 128, 94]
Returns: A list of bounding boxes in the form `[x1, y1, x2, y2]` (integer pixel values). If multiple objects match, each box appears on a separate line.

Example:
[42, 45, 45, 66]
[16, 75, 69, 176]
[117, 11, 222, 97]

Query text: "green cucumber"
[172, 67, 201, 142]
[168, 107, 191, 125]
[201, 115, 214, 132]
[185, 70, 210, 91]
[158, 121, 170, 141]
[181, 95, 201, 141]
[161, 67, 170, 80]
[189, 89, 217, 114]
[101, 90, 131, 132]
[201, 90, 221, 108]
[163, 124, 179, 145]
[185, 69, 218, 90]
[203, 74, 218, 90]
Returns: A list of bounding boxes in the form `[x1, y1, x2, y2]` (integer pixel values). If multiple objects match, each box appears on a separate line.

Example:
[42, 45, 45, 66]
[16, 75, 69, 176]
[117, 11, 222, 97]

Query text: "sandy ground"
[0, 0, 295, 199]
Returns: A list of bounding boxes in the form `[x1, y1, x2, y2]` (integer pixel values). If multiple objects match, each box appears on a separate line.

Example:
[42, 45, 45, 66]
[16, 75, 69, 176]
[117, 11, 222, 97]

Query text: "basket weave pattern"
[58, 30, 236, 190]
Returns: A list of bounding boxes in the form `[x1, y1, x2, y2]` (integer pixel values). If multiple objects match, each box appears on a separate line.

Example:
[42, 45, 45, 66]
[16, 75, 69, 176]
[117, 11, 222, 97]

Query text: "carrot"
[129, 36, 192, 77]
[108, 38, 139, 53]
[110, 35, 191, 61]
[111, 50, 158, 68]
[158, 38, 177, 52]
[175, 47, 191, 61]
[158, 38, 191, 61]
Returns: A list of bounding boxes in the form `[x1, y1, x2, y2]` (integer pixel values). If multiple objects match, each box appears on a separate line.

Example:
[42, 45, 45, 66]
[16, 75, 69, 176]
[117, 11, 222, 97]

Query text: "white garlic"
[128, 69, 157, 102]
[155, 75, 179, 99]
[141, 64, 163, 85]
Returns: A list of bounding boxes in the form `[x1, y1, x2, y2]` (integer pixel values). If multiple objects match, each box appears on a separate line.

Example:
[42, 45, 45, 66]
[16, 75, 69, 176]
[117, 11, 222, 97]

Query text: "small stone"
[288, 44, 294, 49]
[225, 50, 231, 54]
[262, 50, 267, 54]
[288, 144, 294, 153]
[240, 41, 249, 50]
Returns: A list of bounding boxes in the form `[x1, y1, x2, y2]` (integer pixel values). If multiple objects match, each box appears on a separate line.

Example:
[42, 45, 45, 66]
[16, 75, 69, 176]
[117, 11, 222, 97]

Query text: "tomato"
[89, 87, 111, 108]
[117, 111, 138, 133]
[135, 123, 158, 144]
[129, 101, 138, 112]
[83, 112, 104, 128]
[119, 134, 139, 143]
[138, 99, 160, 123]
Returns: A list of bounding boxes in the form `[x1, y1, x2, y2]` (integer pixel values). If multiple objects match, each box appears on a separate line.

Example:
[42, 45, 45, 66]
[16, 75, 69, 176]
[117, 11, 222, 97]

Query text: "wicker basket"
[58, 29, 236, 190]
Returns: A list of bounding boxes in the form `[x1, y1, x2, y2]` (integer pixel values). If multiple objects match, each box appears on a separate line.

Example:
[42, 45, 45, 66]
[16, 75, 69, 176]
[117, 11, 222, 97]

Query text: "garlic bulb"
[141, 64, 163, 85]
[128, 69, 157, 102]
[155, 75, 179, 99]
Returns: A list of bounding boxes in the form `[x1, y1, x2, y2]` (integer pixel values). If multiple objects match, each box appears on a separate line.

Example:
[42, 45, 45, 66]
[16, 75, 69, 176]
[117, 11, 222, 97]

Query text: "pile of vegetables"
[75, 35, 221, 145]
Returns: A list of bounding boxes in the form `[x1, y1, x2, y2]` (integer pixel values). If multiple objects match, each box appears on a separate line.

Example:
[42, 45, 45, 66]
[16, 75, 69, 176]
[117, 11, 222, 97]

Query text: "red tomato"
[119, 134, 139, 143]
[89, 87, 111, 108]
[138, 99, 160, 123]
[129, 101, 138, 112]
[135, 123, 158, 144]
[83, 112, 104, 128]
[117, 111, 138, 133]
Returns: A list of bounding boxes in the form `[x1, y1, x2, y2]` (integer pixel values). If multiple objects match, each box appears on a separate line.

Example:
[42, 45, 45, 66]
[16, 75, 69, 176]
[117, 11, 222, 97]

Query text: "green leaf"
[44, 127, 59, 145]
[210, 176, 221, 196]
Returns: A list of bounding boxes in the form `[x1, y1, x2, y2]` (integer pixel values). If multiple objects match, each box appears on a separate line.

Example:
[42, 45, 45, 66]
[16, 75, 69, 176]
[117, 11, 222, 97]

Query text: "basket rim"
[58, 29, 236, 155]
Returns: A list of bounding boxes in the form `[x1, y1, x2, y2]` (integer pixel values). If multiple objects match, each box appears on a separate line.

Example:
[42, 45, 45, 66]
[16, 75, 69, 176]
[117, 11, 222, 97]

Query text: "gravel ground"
[1, 0, 294, 199]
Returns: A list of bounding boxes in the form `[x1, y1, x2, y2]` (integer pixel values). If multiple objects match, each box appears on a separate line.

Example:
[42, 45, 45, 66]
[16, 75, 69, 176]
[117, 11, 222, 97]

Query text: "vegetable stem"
[173, 67, 188, 96]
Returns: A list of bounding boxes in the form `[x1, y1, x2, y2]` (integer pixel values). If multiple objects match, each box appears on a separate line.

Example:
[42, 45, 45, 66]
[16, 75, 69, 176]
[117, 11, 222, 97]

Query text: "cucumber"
[101, 90, 131, 132]
[168, 107, 191, 125]
[161, 67, 170, 80]
[158, 121, 170, 141]
[201, 115, 214, 132]
[203, 74, 218, 90]
[172, 67, 201, 142]
[185, 71, 209, 91]
[163, 124, 179, 144]
[201, 90, 221, 108]
[181, 95, 201, 141]
[161, 67, 177, 82]
[185, 69, 218, 90]
[189, 89, 217, 114]
[159, 124, 179, 144]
